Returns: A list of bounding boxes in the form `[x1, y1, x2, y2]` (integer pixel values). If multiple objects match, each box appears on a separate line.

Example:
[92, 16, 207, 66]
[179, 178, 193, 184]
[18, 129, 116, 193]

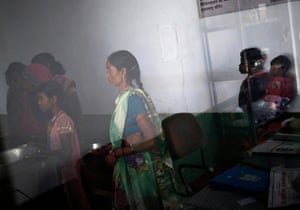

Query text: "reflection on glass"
[238, 48, 296, 127]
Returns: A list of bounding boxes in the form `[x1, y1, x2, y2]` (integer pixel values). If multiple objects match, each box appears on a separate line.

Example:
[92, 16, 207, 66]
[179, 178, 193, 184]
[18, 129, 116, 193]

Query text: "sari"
[109, 88, 182, 210]
[52, 74, 82, 127]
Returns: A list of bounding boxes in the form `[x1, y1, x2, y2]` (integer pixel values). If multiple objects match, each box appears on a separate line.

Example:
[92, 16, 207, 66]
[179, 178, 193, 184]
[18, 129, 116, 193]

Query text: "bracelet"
[130, 144, 136, 154]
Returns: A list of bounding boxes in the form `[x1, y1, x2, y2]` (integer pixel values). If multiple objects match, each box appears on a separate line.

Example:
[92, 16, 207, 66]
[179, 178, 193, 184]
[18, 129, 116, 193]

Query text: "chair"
[79, 151, 113, 209]
[162, 112, 213, 198]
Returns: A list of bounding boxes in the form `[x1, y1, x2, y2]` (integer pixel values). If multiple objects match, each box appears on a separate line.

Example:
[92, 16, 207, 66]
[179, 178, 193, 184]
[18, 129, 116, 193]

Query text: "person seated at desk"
[238, 47, 269, 124]
[265, 54, 296, 100]
[259, 55, 296, 126]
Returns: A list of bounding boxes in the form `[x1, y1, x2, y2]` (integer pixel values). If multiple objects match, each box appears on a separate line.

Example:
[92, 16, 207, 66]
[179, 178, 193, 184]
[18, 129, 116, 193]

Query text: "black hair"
[38, 81, 65, 107]
[5, 62, 27, 86]
[107, 50, 144, 90]
[31, 52, 55, 68]
[270, 55, 292, 72]
[49, 61, 66, 75]
[240, 47, 264, 65]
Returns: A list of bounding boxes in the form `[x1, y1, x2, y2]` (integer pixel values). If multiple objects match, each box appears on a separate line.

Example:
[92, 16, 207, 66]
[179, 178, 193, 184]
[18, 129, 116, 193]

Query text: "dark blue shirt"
[123, 94, 146, 137]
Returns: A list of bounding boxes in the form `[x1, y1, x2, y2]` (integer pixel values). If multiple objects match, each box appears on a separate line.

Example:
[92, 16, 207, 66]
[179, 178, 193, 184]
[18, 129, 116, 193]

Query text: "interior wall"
[1, 1, 299, 115]
[0, 0, 211, 115]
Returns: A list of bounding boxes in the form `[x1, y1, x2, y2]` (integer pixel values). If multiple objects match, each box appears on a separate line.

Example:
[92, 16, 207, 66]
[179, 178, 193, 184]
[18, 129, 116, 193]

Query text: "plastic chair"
[161, 112, 213, 197]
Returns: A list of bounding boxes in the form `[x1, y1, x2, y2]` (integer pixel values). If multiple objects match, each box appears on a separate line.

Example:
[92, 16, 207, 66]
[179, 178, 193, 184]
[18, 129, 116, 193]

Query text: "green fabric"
[109, 88, 182, 210]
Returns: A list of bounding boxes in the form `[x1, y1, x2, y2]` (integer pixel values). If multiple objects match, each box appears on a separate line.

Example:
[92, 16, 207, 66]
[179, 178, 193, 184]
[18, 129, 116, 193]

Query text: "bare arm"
[58, 133, 73, 165]
[114, 112, 160, 157]
[131, 113, 159, 153]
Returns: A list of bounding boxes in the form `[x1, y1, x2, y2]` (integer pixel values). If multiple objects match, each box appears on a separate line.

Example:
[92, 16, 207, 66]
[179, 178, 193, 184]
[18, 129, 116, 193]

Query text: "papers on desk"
[268, 167, 300, 208]
[273, 132, 300, 141]
[249, 139, 300, 155]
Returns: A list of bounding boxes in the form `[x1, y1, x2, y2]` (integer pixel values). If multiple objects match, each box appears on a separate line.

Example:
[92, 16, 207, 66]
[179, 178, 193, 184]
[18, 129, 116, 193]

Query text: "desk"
[242, 152, 300, 170]
[184, 185, 267, 210]
[187, 141, 300, 210]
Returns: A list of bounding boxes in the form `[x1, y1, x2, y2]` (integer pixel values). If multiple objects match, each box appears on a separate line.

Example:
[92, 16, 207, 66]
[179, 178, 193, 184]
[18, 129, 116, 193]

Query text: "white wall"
[1, 0, 300, 115]
[0, 0, 211, 114]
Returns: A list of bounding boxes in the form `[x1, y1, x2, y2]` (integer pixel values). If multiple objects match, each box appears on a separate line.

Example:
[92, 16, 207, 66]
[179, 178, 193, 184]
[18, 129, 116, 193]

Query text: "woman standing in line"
[105, 50, 182, 210]
[49, 61, 83, 128]
[37, 81, 90, 210]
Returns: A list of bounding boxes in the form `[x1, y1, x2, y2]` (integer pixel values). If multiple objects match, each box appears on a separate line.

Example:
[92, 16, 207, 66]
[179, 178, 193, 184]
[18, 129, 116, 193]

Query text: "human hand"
[105, 152, 118, 168]
[113, 146, 132, 157]
[113, 139, 133, 157]
[102, 142, 112, 152]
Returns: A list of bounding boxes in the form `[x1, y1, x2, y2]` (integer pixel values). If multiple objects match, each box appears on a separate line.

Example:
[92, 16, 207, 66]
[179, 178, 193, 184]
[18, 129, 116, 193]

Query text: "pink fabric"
[48, 112, 90, 210]
[28, 63, 52, 83]
[52, 74, 76, 94]
[48, 112, 81, 182]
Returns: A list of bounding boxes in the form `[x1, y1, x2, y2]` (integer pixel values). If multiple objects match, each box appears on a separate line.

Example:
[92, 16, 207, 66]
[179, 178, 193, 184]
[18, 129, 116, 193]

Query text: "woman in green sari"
[105, 50, 182, 210]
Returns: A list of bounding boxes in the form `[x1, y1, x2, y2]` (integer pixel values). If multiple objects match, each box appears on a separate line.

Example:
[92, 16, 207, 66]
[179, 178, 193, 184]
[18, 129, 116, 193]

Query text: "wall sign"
[197, 0, 293, 18]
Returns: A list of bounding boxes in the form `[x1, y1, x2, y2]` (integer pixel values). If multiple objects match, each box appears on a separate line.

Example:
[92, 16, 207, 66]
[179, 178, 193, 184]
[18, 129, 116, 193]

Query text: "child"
[254, 55, 296, 125]
[37, 81, 90, 210]
[265, 54, 296, 100]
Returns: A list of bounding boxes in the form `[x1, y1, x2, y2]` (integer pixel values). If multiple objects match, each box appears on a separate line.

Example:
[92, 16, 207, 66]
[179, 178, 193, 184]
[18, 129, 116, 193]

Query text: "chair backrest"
[162, 113, 205, 160]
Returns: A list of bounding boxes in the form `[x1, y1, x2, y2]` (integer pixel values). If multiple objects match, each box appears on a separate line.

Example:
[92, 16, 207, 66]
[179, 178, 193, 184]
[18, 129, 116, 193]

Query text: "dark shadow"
[0, 121, 17, 209]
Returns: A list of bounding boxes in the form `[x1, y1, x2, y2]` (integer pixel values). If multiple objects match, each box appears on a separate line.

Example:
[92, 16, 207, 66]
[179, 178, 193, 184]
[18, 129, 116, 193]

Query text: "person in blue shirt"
[104, 50, 183, 209]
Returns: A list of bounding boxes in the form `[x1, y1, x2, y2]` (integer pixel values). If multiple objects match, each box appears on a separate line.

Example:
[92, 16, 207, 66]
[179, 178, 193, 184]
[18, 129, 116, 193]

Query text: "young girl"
[37, 81, 90, 210]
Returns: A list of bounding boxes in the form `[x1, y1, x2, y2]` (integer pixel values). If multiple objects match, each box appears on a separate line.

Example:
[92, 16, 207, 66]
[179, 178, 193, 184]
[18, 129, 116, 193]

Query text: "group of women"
[6, 50, 183, 210]
[5, 53, 85, 209]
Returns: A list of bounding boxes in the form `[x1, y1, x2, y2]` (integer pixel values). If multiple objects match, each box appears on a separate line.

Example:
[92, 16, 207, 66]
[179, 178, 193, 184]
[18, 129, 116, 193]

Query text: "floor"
[13, 185, 112, 210]
[15, 186, 69, 210]
[12, 185, 300, 210]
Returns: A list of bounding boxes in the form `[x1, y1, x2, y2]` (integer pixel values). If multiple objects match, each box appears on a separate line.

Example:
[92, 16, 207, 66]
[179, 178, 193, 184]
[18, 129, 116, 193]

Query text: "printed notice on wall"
[197, 0, 238, 18]
[197, 0, 290, 18]
[159, 25, 178, 62]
